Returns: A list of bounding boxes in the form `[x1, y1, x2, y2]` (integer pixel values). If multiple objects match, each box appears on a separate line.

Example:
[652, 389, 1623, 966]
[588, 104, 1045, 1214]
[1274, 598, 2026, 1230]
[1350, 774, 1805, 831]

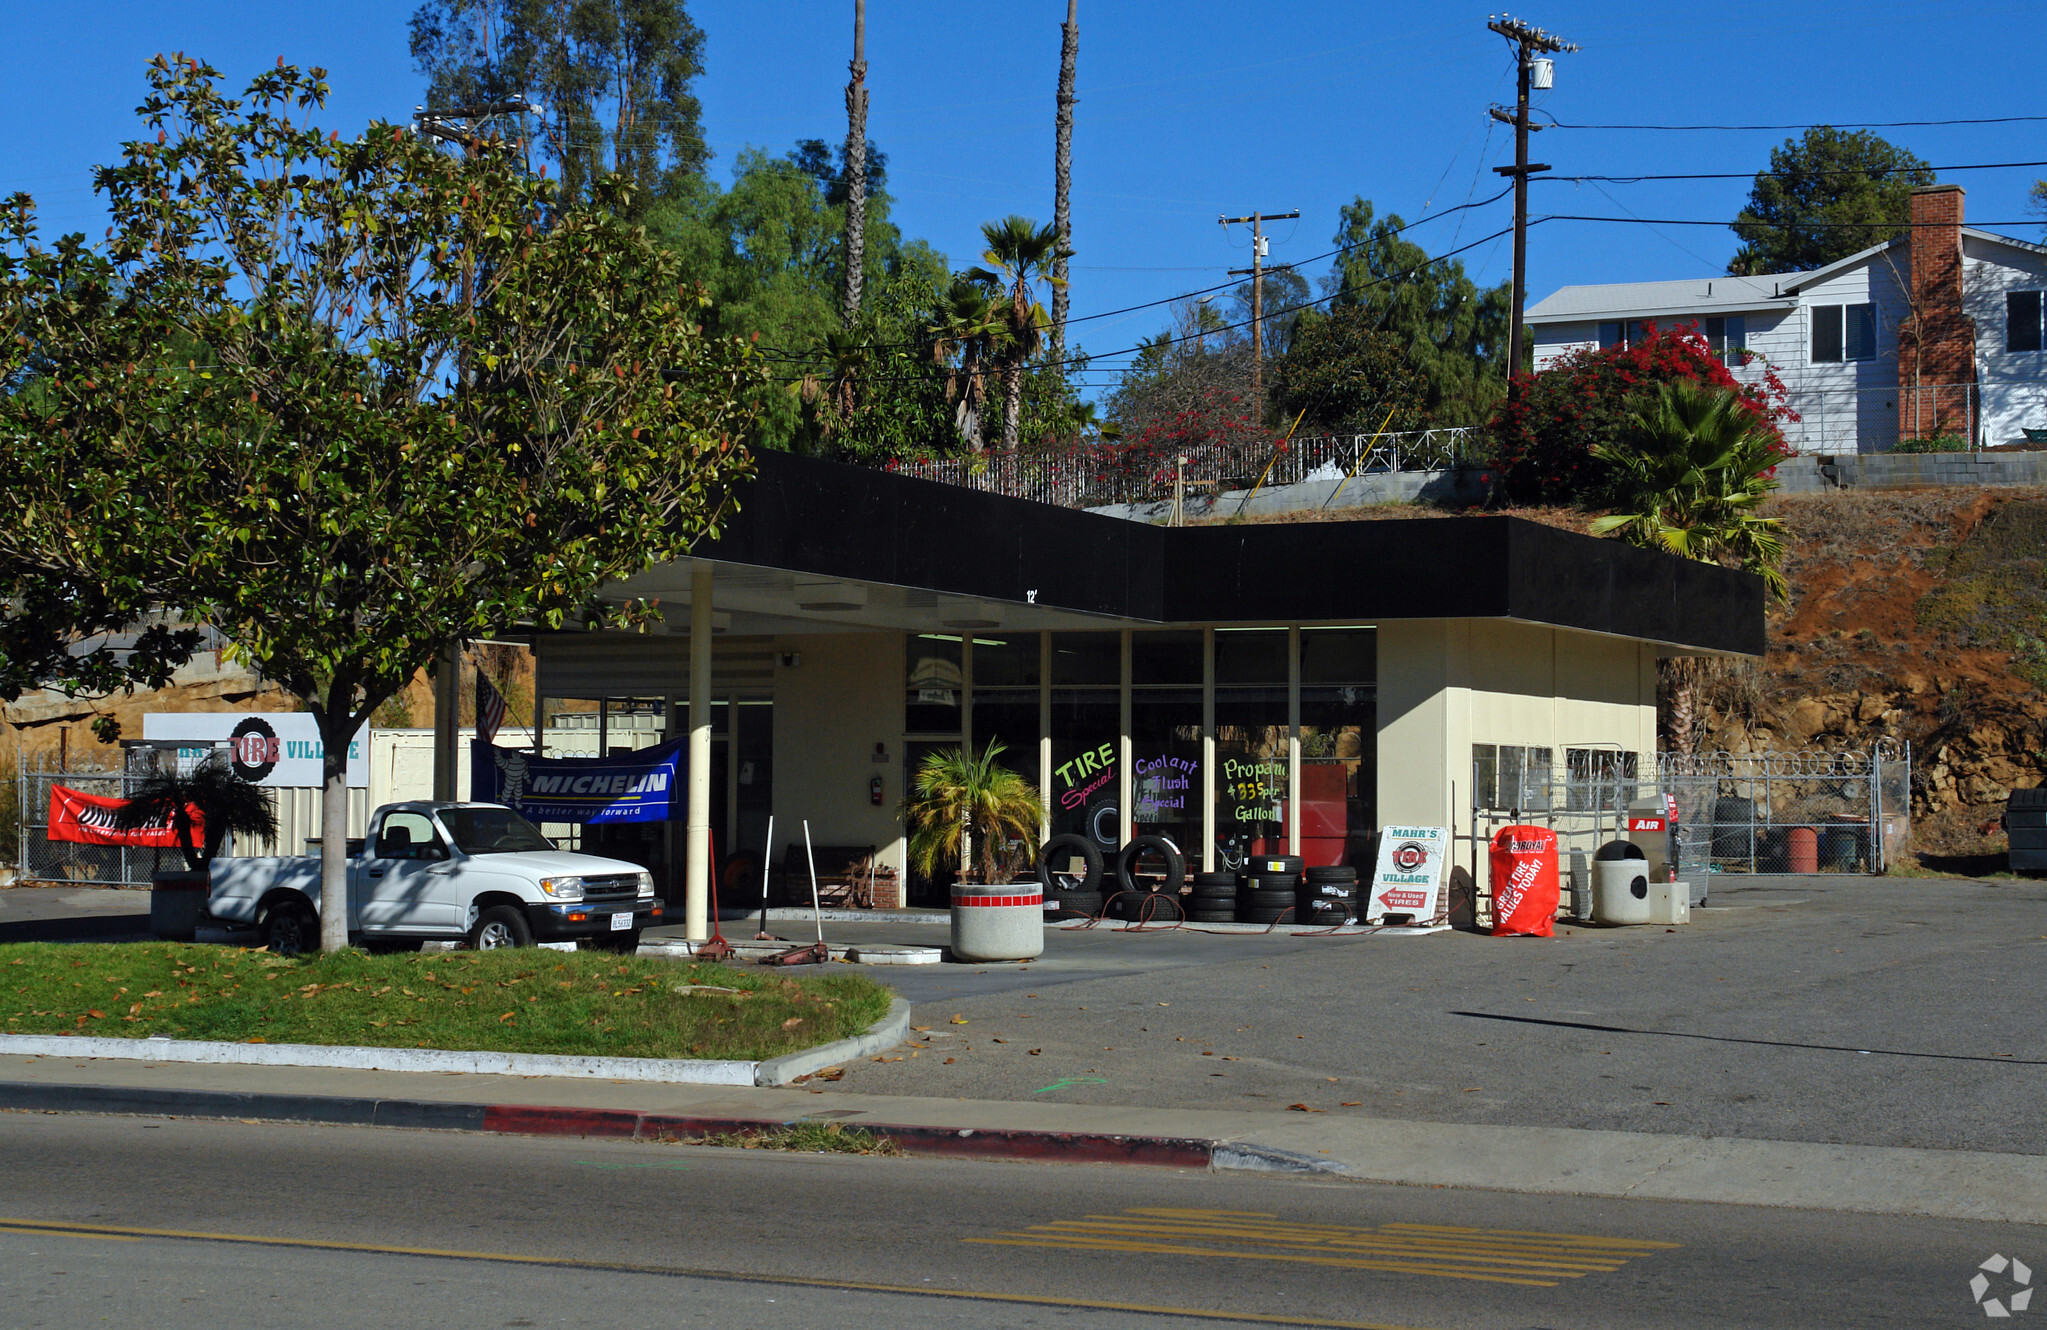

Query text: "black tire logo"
[1390, 841, 1428, 873]
[229, 717, 280, 783]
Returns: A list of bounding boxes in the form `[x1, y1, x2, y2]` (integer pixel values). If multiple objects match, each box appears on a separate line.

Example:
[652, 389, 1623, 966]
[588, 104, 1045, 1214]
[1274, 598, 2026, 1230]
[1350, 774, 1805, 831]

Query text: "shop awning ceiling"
[583, 450, 1763, 657]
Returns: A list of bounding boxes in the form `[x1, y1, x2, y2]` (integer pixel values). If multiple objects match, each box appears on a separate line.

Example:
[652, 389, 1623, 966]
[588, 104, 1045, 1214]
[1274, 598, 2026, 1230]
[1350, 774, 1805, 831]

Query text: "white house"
[1526, 186, 2047, 453]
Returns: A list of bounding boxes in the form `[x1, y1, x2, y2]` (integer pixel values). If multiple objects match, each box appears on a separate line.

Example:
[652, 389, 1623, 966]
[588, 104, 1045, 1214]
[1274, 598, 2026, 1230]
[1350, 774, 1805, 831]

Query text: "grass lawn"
[0, 943, 893, 1061]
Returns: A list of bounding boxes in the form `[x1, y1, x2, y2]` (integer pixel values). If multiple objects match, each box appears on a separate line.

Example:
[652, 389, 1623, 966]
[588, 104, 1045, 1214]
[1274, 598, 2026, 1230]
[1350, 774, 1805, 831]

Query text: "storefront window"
[971, 632, 1040, 786]
[1050, 632, 1121, 851]
[906, 635, 963, 735]
[1299, 628, 1376, 868]
[1131, 631, 1201, 858]
[1214, 629, 1289, 868]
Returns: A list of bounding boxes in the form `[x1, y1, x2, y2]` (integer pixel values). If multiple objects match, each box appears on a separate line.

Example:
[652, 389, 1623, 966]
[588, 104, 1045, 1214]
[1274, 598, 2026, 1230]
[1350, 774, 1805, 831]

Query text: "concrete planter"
[149, 869, 210, 942]
[949, 882, 1044, 961]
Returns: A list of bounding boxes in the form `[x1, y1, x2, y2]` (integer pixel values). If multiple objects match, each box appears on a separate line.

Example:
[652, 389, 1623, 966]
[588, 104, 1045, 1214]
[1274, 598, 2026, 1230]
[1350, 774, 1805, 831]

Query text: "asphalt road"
[0, 1110, 2031, 1328]
[827, 875, 2047, 1155]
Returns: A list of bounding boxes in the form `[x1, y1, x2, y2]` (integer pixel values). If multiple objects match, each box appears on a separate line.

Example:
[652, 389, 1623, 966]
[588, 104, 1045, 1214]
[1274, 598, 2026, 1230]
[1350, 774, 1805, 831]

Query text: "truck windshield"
[438, 807, 556, 855]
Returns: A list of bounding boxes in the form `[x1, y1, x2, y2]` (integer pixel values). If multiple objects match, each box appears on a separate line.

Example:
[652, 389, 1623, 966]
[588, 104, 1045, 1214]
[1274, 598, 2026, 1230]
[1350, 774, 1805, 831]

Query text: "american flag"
[475, 666, 509, 746]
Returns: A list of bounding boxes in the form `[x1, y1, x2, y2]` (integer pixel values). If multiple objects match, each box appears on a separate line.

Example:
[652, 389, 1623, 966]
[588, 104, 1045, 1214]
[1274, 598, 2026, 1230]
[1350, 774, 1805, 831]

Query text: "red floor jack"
[693, 830, 736, 963]
[762, 819, 830, 967]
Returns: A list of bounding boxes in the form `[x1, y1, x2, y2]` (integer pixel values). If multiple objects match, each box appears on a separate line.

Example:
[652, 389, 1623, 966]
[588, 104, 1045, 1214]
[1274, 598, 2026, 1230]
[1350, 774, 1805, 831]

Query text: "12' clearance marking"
[0, 1216, 1438, 1330]
[965, 1207, 1681, 1288]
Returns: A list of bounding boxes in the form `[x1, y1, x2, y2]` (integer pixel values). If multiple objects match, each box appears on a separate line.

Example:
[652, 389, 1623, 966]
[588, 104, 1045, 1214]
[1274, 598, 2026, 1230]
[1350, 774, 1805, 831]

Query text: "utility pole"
[1220, 208, 1299, 422]
[1486, 14, 1575, 397]
[413, 99, 536, 801]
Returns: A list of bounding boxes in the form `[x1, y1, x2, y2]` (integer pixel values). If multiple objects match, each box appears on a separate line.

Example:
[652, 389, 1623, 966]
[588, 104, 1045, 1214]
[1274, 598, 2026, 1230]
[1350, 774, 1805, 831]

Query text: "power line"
[1538, 213, 2047, 229]
[1556, 158, 2047, 184]
[1542, 113, 2047, 132]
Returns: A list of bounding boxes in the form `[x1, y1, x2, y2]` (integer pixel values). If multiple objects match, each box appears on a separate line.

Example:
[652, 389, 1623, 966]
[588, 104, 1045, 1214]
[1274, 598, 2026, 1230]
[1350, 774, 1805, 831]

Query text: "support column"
[1118, 630, 1133, 848]
[1202, 627, 1215, 872]
[686, 563, 714, 942]
[1287, 626, 1301, 857]
[1038, 632, 1052, 843]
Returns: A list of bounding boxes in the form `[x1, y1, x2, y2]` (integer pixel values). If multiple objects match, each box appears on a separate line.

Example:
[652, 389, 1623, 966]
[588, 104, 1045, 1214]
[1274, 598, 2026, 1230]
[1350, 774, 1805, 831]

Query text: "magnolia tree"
[0, 56, 759, 950]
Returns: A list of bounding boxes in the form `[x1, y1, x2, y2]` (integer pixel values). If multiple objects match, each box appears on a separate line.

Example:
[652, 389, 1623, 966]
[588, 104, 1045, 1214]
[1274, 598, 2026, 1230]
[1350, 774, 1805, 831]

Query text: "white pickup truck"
[208, 801, 664, 954]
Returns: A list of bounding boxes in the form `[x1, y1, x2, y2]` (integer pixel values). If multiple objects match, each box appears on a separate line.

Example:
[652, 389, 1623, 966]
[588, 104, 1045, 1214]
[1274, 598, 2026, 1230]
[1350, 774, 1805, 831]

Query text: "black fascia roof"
[696, 449, 1764, 657]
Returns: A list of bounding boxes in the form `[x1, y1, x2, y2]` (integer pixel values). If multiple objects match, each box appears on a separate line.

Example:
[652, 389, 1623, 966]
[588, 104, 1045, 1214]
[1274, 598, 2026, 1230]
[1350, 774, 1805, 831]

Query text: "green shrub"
[1891, 433, 1969, 454]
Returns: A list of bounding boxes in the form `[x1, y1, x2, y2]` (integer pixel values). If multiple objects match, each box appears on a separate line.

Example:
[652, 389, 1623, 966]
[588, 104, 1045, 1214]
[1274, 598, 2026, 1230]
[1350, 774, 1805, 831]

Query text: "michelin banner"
[468, 739, 681, 825]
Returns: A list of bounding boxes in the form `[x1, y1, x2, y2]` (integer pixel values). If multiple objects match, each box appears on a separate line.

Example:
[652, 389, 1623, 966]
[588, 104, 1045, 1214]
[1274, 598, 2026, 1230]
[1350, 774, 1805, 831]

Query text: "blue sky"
[6, 0, 2045, 395]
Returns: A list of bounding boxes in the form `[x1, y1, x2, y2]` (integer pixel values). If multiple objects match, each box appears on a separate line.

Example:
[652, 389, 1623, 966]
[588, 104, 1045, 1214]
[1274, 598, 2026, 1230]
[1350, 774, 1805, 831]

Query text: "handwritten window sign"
[1222, 756, 1286, 826]
[1134, 754, 1195, 820]
[1053, 741, 1116, 812]
[1366, 825, 1449, 924]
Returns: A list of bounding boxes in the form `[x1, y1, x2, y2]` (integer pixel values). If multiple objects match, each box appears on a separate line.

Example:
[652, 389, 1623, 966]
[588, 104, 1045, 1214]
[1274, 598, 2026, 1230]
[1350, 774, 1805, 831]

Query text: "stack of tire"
[1036, 834, 1104, 917]
[1109, 835, 1185, 921]
[1186, 872, 1237, 922]
[1237, 855, 1302, 924]
[1298, 865, 1361, 926]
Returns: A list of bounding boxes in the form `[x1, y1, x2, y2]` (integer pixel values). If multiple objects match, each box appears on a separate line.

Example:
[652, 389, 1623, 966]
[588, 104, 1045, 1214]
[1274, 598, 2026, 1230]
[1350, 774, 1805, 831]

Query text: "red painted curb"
[483, 1101, 1214, 1168]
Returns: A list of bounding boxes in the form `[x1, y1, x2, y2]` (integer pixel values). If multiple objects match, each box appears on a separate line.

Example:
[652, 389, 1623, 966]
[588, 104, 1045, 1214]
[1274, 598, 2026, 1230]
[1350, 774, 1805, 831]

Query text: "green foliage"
[904, 740, 1046, 885]
[1588, 379, 1789, 600]
[110, 753, 281, 872]
[1267, 306, 1429, 435]
[1324, 198, 1514, 425]
[410, 0, 709, 206]
[1891, 432, 1969, 454]
[967, 216, 1072, 451]
[0, 944, 890, 1060]
[0, 57, 759, 939]
[1727, 128, 1935, 274]
[1916, 500, 2047, 688]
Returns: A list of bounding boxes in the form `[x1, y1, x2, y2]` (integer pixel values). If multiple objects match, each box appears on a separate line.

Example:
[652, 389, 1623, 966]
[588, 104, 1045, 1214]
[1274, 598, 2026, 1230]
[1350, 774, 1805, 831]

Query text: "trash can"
[149, 869, 210, 942]
[949, 883, 1044, 961]
[1591, 840, 1652, 926]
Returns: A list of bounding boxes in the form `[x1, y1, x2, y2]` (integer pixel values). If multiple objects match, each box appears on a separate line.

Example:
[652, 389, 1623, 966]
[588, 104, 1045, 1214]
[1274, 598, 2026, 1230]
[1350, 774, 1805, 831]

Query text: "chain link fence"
[17, 749, 175, 887]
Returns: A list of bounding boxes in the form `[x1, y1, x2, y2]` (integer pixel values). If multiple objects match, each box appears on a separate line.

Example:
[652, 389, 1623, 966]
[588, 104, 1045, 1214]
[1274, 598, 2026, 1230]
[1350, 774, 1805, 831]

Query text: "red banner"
[47, 786, 201, 848]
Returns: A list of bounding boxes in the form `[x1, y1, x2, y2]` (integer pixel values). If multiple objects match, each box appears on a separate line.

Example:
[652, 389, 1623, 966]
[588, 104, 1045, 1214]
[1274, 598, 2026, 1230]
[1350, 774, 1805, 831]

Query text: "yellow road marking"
[0, 1216, 1437, 1330]
[967, 1209, 1682, 1289]
[0, 1224, 138, 1242]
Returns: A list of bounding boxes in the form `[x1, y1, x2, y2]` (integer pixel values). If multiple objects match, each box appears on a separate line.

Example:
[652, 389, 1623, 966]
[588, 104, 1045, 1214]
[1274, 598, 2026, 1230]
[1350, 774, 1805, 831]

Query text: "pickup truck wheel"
[260, 902, 318, 956]
[470, 905, 532, 950]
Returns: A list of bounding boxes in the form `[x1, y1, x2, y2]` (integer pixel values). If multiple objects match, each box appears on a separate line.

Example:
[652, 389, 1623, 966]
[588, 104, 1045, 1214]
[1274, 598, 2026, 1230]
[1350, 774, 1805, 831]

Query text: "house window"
[1704, 315, 1747, 364]
[2007, 291, 2043, 353]
[1813, 303, 1875, 362]
[1597, 320, 1654, 351]
[1565, 748, 1640, 812]
[1472, 744, 1551, 813]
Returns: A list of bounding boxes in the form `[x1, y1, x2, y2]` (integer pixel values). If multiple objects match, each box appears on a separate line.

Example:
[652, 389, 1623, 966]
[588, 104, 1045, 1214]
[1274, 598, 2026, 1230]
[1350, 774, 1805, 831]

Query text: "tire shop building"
[517, 450, 1762, 937]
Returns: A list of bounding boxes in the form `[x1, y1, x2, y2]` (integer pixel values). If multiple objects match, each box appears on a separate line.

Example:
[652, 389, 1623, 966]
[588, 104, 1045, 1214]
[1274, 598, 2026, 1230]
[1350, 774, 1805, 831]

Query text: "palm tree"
[1591, 378, 1789, 754]
[904, 740, 1046, 885]
[966, 215, 1071, 450]
[1051, 0, 1079, 362]
[111, 752, 281, 873]
[796, 323, 872, 452]
[929, 276, 1003, 450]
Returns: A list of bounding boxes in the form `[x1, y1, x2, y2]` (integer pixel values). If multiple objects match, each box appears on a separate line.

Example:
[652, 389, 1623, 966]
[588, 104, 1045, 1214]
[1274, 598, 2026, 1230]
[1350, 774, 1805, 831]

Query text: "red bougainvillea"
[1487, 322, 1798, 505]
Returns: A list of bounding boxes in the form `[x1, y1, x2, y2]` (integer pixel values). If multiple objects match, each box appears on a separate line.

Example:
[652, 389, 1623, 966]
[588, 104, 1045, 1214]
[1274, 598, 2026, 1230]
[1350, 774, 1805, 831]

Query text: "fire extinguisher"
[870, 775, 884, 806]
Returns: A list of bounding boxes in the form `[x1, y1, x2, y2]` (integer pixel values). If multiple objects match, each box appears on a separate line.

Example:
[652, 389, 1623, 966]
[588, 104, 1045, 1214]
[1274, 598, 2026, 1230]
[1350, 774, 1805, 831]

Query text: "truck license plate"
[609, 912, 633, 931]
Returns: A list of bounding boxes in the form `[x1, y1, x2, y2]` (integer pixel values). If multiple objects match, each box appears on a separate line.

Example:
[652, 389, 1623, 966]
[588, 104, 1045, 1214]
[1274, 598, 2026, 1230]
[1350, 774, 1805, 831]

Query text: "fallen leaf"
[1462, 1087, 1481, 1092]
[1028, 1048, 1042, 1056]
[871, 1055, 904, 1063]
[1340, 1101, 1362, 1107]
[950, 1015, 968, 1025]
[1287, 1103, 1325, 1113]
[1157, 1002, 1169, 1007]
[781, 1017, 804, 1030]
[86, 1010, 104, 1019]
[816, 1067, 846, 1081]
[991, 1038, 1007, 1044]
[943, 1057, 956, 1065]
[911, 1025, 931, 1032]
[499, 1012, 516, 1023]
[1325, 1077, 1338, 1083]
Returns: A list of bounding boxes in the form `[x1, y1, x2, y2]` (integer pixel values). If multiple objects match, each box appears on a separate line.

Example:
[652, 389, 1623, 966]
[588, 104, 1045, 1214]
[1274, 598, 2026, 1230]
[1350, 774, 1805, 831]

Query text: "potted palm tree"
[904, 740, 1046, 886]
[112, 752, 280, 941]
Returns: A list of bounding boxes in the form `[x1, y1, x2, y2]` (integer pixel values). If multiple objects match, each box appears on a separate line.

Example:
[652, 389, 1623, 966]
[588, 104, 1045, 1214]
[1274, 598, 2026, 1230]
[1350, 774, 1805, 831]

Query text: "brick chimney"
[1897, 184, 1976, 443]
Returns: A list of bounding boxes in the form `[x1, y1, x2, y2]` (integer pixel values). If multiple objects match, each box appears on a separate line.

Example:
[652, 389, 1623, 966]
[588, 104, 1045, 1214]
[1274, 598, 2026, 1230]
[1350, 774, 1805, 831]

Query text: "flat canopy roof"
[597, 450, 1762, 656]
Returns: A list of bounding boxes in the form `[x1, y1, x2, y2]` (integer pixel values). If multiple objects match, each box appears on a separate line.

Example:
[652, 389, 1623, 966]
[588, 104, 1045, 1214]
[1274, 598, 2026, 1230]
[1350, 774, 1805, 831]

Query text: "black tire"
[1241, 876, 1300, 896]
[1037, 834, 1103, 897]
[1191, 871, 1236, 889]
[1238, 906, 1291, 924]
[1136, 894, 1184, 922]
[1188, 909, 1236, 923]
[1305, 866, 1359, 882]
[259, 900, 319, 955]
[1301, 901, 1355, 925]
[1055, 890, 1104, 916]
[470, 904, 532, 950]
[1302, 883, 1359, 899]
[1117, 836, 1186, 898]
[1244, 854, 1304, 876]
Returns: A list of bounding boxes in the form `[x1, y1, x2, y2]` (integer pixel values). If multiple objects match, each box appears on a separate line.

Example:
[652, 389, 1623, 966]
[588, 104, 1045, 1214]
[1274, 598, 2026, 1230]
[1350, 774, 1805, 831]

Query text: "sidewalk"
[3, 1050, 2043, 1228]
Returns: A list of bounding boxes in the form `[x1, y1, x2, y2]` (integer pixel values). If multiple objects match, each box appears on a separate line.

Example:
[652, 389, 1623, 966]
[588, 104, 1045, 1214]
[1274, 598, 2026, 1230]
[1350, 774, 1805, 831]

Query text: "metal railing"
[887, 428, 1484, 510]
[1773, 381, 2047, 454]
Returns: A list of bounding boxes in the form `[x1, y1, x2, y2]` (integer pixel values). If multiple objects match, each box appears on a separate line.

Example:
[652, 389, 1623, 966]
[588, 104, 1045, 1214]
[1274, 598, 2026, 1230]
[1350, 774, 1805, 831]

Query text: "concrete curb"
[0, 999, 913, 1090]
[754, 998, 911, 1086]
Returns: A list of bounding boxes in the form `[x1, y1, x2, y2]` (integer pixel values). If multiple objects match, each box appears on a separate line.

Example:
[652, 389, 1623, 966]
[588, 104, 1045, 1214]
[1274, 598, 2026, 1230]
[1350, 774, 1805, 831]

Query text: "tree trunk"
[318, 733, 351, 952]
[1002, 360, 1023, 451]
[1659, 658, 1698, 757]
[1050, 0, 1078, 363]
[842, 0, 869, 322]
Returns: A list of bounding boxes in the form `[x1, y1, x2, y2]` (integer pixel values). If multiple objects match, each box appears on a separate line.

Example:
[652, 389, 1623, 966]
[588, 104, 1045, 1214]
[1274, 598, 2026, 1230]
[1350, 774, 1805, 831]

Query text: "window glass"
[1565, 748, 1641, 812]
[1298, 629, 1376, 868]
[1598, 321, 1622, 350]
[1131, 687, 1201, 856]
[2009, 291, 2043, 353]
[972, 694, 1041, 787]
[1472, 744, 1552, 811]
[1845, 303, 1876, 360]
[440, 807, 554, 855]
[1049, 688, 1120, 850]
[1299, 628, 1375, 685]
[1812, 305, 1844, 363]
[1214, 628, 1287, 685]
[1050, 632, 1120, 686]
[1131, 630, 1201, 686]
[971, 633, 1040, 688]
[1215, 685, 1288, 869]
[906, 635, 962, 735]
[375, 811, 443, 860]
[1705, 315, 1748, 364]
